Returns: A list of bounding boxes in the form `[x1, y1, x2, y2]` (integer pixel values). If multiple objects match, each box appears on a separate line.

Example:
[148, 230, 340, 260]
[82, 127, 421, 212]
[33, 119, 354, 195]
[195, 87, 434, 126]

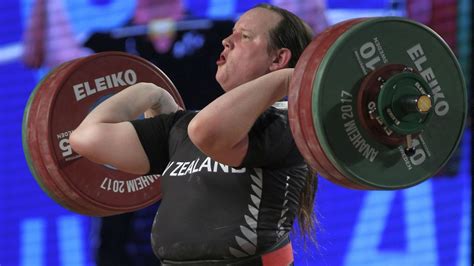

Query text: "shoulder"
[170, 110, 198, 129]
[253, 107, 289, 132]
[241, 107, 305, 168]
[130, 110, 194, 139]
[147, 110, 195, 127]
[248, 107, 291, 150]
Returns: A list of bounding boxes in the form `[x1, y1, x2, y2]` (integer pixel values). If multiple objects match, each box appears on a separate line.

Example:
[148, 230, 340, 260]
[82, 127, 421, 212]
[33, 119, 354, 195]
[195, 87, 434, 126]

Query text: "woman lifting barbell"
[70, 4, 316, 265]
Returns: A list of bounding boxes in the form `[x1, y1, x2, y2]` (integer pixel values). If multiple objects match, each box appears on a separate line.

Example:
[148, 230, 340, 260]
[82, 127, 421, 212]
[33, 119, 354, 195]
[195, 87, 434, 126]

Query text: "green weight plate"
[311, 17, 466, 189]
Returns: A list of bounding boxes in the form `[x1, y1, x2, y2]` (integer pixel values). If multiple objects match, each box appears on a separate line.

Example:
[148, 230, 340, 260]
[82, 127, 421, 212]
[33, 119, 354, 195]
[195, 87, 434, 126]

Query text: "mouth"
[216, 54, 226, 65]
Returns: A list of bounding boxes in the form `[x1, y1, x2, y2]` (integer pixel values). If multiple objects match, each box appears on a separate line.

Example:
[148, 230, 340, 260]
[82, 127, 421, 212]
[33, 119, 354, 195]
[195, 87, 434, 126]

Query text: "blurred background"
[0, 0, 471, 265]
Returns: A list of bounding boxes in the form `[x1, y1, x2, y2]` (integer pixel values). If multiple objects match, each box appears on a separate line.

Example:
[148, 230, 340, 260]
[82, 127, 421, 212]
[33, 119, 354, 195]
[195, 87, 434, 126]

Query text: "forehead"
[234, 7, 282, 34]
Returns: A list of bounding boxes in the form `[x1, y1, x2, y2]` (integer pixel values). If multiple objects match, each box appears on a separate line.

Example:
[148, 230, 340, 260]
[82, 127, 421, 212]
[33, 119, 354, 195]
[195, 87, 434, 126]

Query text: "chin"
[216, 77, 231, 92]
[220, 85, 232, 92]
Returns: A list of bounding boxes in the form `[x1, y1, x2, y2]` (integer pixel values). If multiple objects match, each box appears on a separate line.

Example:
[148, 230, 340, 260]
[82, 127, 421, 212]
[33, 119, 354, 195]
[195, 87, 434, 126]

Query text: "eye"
[242, 33, 250, 39]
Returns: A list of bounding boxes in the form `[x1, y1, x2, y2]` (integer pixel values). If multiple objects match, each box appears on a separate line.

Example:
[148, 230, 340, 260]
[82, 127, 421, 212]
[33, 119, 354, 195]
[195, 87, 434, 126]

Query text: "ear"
[269, 48, 292, 71]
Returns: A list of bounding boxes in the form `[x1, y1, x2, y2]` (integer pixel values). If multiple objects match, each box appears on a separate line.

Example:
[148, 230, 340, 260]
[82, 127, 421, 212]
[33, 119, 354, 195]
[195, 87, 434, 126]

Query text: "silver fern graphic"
[277, 176, 290, 238]
[229, 168, 263, 257]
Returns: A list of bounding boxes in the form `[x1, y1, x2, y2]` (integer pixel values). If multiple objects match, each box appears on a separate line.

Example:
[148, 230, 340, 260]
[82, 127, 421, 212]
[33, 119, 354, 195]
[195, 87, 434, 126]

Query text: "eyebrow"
[232, 27, 254, 35]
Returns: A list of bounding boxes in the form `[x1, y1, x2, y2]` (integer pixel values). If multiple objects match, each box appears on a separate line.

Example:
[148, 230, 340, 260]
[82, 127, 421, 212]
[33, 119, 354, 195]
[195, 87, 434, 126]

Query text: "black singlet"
[131, 107, 308, 261]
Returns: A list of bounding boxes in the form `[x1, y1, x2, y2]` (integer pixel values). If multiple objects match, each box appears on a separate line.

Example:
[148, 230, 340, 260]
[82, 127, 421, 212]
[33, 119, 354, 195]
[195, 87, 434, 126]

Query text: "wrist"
[140, 83, 180, 117]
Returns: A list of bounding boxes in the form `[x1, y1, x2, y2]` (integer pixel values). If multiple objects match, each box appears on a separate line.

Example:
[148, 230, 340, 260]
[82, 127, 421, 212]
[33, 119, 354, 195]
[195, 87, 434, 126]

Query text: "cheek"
[250, 50, 273, 68]
[245, 56, 273, 76]
[217, 49, 272, 85]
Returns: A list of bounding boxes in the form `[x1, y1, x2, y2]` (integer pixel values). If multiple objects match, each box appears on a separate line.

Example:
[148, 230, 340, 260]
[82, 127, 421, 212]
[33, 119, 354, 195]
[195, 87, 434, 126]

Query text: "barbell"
[23, 17, 467, 216]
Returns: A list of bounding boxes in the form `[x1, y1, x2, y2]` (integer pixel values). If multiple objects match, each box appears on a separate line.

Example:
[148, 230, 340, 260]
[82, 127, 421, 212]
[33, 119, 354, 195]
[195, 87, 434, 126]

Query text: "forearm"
[189, 68, 293, 151]
[79, 82, 178, 126]
[69, 82, 178, 174]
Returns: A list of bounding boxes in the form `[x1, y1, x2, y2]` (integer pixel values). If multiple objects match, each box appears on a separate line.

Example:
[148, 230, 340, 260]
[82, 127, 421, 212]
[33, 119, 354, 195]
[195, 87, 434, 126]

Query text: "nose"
[222, 34, 233, 49]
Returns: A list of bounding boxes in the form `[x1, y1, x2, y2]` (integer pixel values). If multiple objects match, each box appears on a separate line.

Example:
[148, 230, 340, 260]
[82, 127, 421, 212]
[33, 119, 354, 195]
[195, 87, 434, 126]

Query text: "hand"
[144, 87, 181, 118]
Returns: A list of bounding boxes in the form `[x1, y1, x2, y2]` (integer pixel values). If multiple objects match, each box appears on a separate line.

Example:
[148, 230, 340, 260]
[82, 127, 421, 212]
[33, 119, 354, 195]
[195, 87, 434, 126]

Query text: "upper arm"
[188, 110, 293, 168]
[188, 118, 250, 167]
[70, 122, 150, 175]
[205, 137, 249, 167]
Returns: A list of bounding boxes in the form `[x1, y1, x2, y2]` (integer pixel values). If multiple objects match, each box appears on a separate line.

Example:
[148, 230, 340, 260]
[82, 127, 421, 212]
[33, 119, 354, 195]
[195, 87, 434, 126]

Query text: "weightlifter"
[70, 4, 317, 265]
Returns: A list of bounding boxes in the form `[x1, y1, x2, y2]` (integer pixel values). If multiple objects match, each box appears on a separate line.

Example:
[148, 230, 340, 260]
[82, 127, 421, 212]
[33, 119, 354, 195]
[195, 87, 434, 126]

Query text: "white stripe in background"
[20, 218, 45, 266]
[0, 43, 23, 64]
[344, 181, 438, 266]
[57, 215, 85, 266]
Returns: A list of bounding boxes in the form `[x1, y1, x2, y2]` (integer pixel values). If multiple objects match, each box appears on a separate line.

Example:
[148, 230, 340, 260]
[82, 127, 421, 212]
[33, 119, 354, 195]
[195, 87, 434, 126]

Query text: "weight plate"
[289, 22, 337, 180]
[309, 18, 466, 189]
[28, 52, 185, 215]
[24, 60, 98, 214]
[292, 21, 370, 190]
[293, 18, 373, 190]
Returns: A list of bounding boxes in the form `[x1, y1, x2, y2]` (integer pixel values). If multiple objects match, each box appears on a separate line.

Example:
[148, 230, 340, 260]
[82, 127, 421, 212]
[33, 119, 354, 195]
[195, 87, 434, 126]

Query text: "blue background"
[0, 0, 471, 265]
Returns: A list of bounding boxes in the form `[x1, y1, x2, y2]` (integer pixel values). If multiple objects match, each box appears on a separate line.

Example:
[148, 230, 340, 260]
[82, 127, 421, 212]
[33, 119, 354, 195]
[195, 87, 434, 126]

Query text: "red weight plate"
[290, 19, 362, 189]
[290, 21, 355, 188]
[289, 23, 366, 190]
[35, 52, 184, 215]
[296, 19, 373, 190]
[289, 25, 335, 179]
[26, 60, 100, 215]
[31, 60, 114, 215]
[299, 19, 371, 189]
[40, 59, 122, 215]
[299, 25, 367, 190]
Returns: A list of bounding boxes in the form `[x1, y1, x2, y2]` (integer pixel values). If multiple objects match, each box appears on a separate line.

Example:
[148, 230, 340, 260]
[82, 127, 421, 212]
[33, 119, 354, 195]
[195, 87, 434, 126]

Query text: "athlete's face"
[215, 8, 282, 92]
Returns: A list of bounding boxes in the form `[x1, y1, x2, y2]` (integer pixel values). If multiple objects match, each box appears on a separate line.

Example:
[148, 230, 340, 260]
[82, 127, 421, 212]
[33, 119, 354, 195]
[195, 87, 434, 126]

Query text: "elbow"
[188, 115, 235, 156]
[69, 125, 100, 159]
[188, 117, 217, 153]
[188, 117, 247, 167]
